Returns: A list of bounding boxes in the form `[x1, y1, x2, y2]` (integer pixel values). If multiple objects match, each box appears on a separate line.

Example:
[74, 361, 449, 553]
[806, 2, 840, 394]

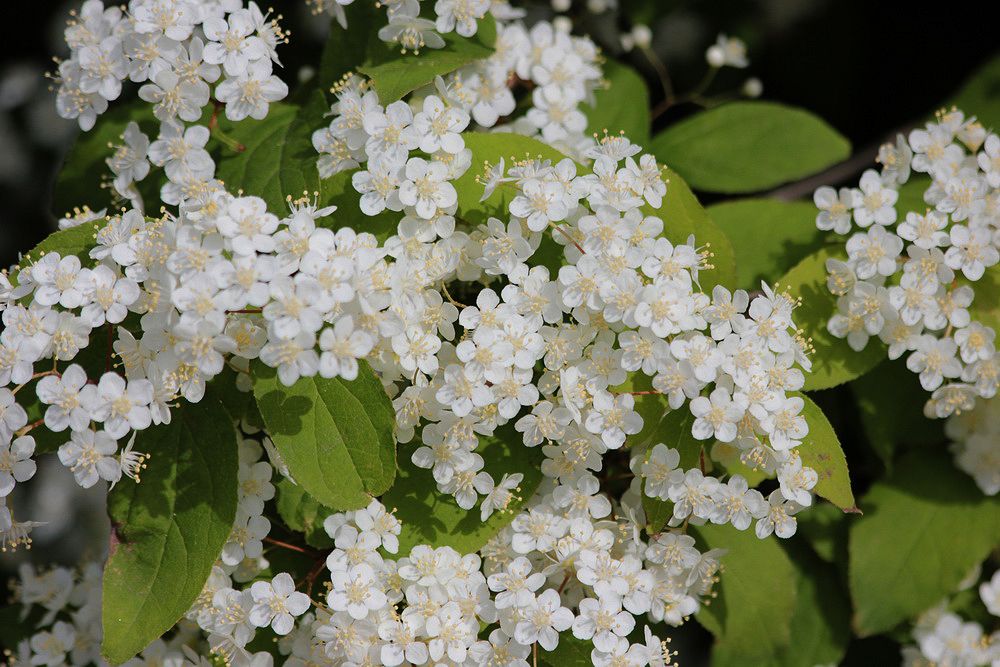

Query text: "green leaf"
[51, 102, 158, 217]
[359, 16, 495, 103]
[693, 524, 798, 664]
[770, 544, 850, 667]
[251, 360, 396, 511]
[706, 199, 824, 290]
[795, 392, 855, 510]
[538, 635, 593, 667]
[949, 52, 1000, 131]
[777, 246, 885, 390]
[967, 264, 1000, 334]
[384, 424, 543, 555]
[852, 360, 944, 471]
[585, 60, 650, 146]
[216, 93, 327, 213]
[275, 478, 335, 549]
[895, 175, 931, 216]
[102, 388, 239, 664]
[796, 502, 849, 564]
[849, 452, 1000, 636]
[318, 3, 379, 93]
[649, 101, 850, 194]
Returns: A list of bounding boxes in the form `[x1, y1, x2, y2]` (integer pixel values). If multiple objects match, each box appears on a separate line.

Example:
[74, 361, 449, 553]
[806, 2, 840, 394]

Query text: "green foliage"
[852, 360, 944, 471]
[585, 60, 651, 146]
[539, 635, 593, 667]
[777, 246, 884, 390]
[102, 388, 239, 664]
[693, 523, 798, 665]
[318, 3, 379, 93]
[215, 93, 328, 214]
[949, 52, 1000, 131]
[51, 101, 158, 217]
[706, 199, 824, 290]
[795, 392, 855, 510]
[384, 425, 543, 555]
[967, 264, 1000, 334]
[849, 453, 1000, 636]
[251, 360, 396, 511]
[275, 478, 335, 549]
[649, 101, 850, 193]
[773, 543, 851, 667]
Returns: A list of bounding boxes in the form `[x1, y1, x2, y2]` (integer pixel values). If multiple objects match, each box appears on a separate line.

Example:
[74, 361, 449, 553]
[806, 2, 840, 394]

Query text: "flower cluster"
[3, 562, 104, 666]
[900, 569, 1000, 666]
[815, 108, 1000, 491]
[3, 1, 820, 665]
[54, 0, 288, 132]
[313, 17, 603, 178]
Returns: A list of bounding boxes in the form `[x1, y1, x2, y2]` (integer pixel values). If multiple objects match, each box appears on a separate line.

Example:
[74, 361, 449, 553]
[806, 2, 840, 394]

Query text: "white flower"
[572, 597, 635, 653]
[584, 391, 643, 449]
[363, 100, 420, 163]
[28, 621, 76, 667]
[58, 429, 121, 488]
[398, 157, 458, 220]
[814, 186, 854, 234]
[378, 12, 445, 53]
[706, 34, 748, 68]
[328, 563, 387, 620]
[248, 572, 310, 635]
[36, 364, 91, 433]
[0, 436, 36, 497]
[413, 94, 470, 154]
[759, 394, 807, 451]
[851, 169, 898, 227]
[754, 490, 801, 539]
[978, 569, 1000, 616]
[81, 265, 140, 326]
[434, 0, 489, 37]
[31, 253, 90, 309]
[944, 224, 998, 281]
[216, 59, 288, 121]
[510, 178, 570, 232]
[711, 475, 765, 530]
[906, 335, 962, 391]
[82, 373, 154, 438]
[513, 589, 574, 651]
[777, 457, 817, 506]
[138, 69, 210, 122]
[392, 325, 442, 376]
[846, 225, 903, 279]
[203, 8, 268, 76]
[689, 388, 744, 443]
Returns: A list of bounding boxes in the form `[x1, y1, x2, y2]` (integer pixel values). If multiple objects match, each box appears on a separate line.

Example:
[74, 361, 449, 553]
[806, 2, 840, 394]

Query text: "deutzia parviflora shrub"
[3, 1, 825, 665]
[815, 108, 1000, 495]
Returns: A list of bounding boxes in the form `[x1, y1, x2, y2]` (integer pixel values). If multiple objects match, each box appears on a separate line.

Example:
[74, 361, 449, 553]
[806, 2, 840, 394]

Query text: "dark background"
[1, 0, 997, 271]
